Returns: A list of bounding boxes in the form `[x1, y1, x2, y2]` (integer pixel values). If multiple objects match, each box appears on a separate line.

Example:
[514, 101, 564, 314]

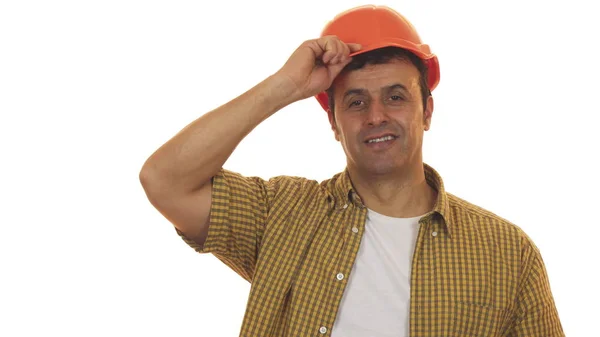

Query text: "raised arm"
[139, 36, 361, 246]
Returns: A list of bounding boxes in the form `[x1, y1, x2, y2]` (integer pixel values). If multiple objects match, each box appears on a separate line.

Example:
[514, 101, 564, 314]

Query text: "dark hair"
[326, 46, 431, 116]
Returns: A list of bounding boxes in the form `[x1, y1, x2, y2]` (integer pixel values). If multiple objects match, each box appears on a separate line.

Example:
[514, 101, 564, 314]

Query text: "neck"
[348, 162, 437, 218]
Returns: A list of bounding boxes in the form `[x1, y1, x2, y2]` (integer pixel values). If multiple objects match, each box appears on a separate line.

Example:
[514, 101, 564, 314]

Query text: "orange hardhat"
[315, 5, 440, 113]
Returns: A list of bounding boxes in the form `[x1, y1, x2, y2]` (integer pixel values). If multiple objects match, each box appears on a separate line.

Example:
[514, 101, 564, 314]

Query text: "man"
[139, 5, 564, 337]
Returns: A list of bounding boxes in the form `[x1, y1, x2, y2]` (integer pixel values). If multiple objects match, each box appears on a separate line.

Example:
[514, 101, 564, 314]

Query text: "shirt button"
[336, 273, 344, 280]
[432, 231, 438, 237]
[352, 227, 359, 233]
[319, 326, 328, 334]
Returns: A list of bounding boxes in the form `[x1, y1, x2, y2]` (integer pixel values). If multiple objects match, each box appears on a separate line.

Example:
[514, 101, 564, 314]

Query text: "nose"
[365, 100, 389, 127]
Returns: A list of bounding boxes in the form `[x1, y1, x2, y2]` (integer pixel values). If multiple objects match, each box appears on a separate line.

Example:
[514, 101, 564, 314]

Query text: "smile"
[366, 135, 396, 143]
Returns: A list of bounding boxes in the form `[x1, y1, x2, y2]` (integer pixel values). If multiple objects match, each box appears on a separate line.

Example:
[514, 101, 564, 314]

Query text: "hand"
[274, 36, 362, 103]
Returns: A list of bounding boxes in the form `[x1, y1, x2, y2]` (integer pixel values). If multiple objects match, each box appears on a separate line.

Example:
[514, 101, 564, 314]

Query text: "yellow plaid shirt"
[176, 163, 564, 336]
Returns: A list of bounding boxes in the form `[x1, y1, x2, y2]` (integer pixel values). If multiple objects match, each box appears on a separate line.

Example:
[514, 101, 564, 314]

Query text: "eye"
[349, 100, 363, 107]
[390, 95, 403, 101]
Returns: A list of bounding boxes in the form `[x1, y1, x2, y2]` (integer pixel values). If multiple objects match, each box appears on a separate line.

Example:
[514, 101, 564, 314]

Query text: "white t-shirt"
[330, 208, 424, 337]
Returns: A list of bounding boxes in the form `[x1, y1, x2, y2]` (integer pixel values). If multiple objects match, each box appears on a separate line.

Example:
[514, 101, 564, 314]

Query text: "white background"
[1, 0, 598, 336]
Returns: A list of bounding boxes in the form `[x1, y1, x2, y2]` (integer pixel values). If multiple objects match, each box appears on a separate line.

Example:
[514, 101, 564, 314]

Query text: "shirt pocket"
[451, 301, 508, 337]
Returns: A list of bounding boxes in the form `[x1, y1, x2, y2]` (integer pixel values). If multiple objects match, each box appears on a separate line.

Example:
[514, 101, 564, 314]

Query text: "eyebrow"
[342, 83, 409, 101]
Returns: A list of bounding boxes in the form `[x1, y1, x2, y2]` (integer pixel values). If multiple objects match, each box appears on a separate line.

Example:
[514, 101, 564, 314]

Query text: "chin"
[346, 148, 411, 175]
[359, 161, 403, 176]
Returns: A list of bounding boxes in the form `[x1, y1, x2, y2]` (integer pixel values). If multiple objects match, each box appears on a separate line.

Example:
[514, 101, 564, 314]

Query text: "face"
[329, 58, 434, 177]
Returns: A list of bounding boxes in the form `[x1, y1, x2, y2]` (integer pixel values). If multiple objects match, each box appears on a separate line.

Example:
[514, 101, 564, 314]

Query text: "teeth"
[368, 135, 394, 143]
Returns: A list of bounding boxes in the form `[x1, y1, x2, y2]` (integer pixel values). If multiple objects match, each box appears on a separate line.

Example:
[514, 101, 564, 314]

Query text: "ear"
[423, 96, 434, 131]
[328, 110, 341, 142]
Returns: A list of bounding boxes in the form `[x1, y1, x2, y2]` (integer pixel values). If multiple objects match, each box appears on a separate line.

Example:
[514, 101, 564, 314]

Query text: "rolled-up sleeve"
[176, 168, 281, 283]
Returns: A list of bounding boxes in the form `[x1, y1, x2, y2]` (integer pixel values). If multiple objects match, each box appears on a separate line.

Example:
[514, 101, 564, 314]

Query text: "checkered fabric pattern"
[176, 163, 564, 336]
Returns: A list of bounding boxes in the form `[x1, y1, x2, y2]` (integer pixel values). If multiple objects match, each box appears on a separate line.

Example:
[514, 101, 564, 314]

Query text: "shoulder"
[218, 168, 316, 186]
[446, 192, 536, 251]
[218, 168, 339, 198]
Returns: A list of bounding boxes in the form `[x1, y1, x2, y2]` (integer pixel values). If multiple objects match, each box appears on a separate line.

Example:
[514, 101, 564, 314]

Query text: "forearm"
[140, 74, 297, 194]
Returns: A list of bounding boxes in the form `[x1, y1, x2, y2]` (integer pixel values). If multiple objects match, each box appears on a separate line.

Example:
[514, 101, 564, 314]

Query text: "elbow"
[139, 162, 153, 188]
[139, 160, 162, 195]
[139, 159, 177, 204]
[139, 165, 167, 210]
[139, 165, 152, 186]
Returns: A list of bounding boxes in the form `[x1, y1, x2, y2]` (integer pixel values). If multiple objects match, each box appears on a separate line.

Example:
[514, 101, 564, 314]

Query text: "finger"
[330, 48, 354, 72]
[319, 36, 339, 64]
[339, 54, 354, 68]
[330, 40, 345, 64]
[324, 45, 339, 64]
[327, 57, 350, 79]
[347, 43, 362, 53]
[334, 41, 360, 64]
[338, 41, 351, 63]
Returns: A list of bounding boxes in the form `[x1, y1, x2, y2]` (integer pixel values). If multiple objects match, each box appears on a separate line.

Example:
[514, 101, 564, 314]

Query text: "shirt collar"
[330, 162, 453, 237]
